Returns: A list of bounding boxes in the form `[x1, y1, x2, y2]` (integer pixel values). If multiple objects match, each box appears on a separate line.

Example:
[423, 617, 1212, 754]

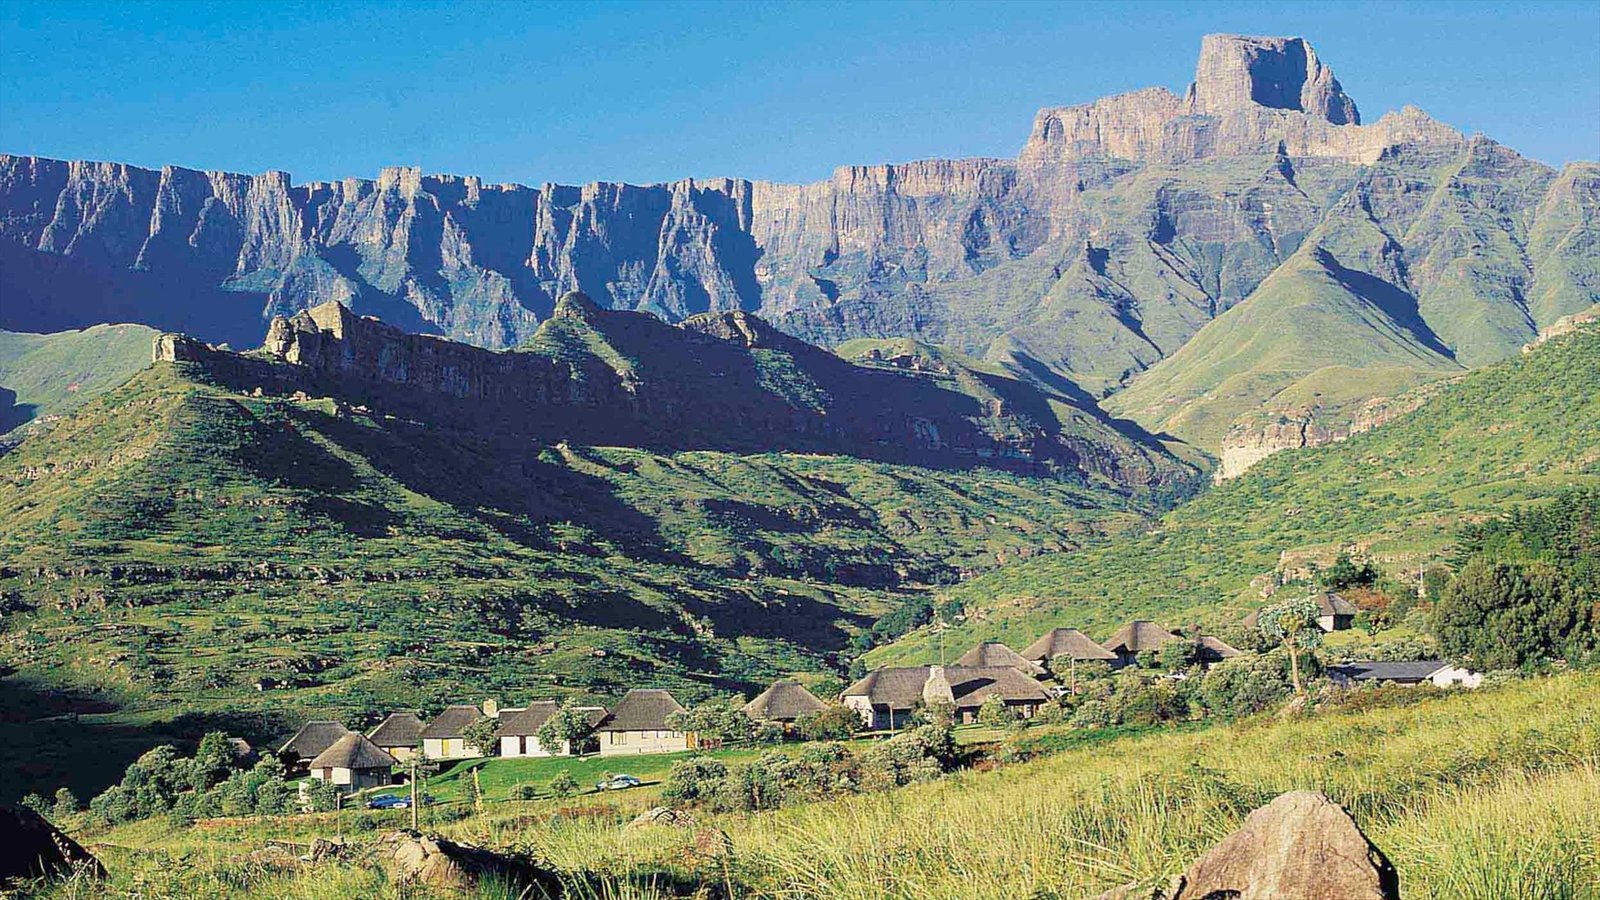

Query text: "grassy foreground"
[32, 672, 1600, 899]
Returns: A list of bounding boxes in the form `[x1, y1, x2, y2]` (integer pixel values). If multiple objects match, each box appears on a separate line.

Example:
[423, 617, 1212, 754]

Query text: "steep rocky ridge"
[6, 34, 1592, 411]
[155, 294, 1197, 492]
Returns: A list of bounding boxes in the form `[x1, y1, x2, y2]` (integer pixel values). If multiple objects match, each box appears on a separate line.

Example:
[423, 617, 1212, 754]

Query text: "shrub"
[548, 771, 579, 798]
[514, 784, 539, 801]
[797, 705, 860, 741]
[1199, 651, 1293, 718]
[51, 788, 81, 821]
[663, 756, 729, 805]
[1069, 700, 1111, 729]
[1107, 676, 1187, 726]
[976, 695, 1016, 728]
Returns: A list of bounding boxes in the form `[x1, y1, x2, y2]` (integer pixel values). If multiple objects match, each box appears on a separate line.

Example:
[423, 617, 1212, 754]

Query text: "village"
[278, 593, 1483, 802]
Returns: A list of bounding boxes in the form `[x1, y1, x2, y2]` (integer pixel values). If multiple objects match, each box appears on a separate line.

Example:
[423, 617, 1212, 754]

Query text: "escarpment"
[153, 295, 1200, 491]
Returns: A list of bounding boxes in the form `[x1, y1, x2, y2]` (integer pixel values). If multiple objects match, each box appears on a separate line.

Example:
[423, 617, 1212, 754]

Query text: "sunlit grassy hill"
[871, 317, 1600, 665]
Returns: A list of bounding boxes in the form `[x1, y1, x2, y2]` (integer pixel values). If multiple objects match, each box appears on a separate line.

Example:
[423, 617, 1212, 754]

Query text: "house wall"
[1430, 666, 1483, 688]
[311, 766, 390, 794]
[843, 696, 915, 731]
[500, 734, 569, 758]
[1317, 614, 1353, 632]
[422, 737, 481, 761]
[382, 745, 416, 762]
[599, 729, 687, 756]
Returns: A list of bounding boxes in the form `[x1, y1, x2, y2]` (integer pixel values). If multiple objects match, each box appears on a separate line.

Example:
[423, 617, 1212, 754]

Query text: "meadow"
[29, 672, 1599, 899]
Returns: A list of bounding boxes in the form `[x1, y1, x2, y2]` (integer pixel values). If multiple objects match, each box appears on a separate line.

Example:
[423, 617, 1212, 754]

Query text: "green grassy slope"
[0, 323, 155, 435]
[869, 319, 1600, 665]
[1105, 245, 1464, 450]
[0, 354, 1151, 802]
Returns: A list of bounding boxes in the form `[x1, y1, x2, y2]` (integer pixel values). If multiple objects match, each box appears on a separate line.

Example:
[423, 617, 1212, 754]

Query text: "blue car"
[368, 793, 433, 809]
[596, 774, 642, 791]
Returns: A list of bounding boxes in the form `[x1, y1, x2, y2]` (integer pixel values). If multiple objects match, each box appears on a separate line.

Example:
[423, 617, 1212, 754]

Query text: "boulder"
[0, 804, 104, 883]
[1092, 791, 1398, 900]
[1172, 791, 1398, 900]
[381, 831, 559, 895]
[626, 806, 696, 830]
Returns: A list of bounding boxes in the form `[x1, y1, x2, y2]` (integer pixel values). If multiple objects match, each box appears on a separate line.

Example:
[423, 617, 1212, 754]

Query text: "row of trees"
[29, 733, 343, 828]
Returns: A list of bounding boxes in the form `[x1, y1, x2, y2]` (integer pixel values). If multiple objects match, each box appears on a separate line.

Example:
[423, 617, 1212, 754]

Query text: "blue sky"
[2, 0, 1596, 186]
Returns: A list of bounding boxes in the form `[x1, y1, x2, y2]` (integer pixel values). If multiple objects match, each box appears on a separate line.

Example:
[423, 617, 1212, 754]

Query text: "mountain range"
[5, 33, 1595, 463]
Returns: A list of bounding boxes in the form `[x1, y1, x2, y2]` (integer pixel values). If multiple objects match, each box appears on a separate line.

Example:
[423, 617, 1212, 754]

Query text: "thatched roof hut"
[1020, 628, 1117, 663]
[743, 681, 827, 722]
[309, 732, 397, 772]
[419, 705, 484, 740]
[598, 690, 685, 733]
[367, 712, 425, 751]
[1102, 621, 1181, 655]
[278, 720, 350, 762]
[956, 641, 1045, 675]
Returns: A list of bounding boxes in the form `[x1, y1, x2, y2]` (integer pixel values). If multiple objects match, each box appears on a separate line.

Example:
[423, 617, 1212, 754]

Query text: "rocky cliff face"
[6, 35, 1595, 411]
[153, 295, 1199, 491]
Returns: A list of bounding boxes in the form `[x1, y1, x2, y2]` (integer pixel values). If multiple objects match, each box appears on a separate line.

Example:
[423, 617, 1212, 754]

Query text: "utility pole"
[409, 758, 419, 831]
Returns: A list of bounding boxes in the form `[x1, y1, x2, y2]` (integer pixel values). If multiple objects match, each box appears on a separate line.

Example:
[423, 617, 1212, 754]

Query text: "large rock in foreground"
[381, 831, 559, 895]
[0, 804, 104, 884]
[1095, 790, 1398, 900]
[1175, 790, 1399, 900]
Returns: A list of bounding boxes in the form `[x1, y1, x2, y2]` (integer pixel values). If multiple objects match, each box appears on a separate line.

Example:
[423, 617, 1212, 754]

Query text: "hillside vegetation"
[872, 318, 1600, 664]
[0, 323, 155, 435]
[0, 347, 1153, 802]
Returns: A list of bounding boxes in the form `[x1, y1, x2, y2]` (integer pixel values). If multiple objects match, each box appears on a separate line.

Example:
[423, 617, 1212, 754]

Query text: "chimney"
[482, 699, 499, 719]
[922, 666, 955, 705]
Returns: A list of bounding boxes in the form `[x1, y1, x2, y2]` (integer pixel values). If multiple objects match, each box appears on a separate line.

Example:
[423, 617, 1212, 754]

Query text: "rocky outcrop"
[1215, 382, 1447, 481]
[0, 804, 104, 884]
[1095, 790, 1399, 900]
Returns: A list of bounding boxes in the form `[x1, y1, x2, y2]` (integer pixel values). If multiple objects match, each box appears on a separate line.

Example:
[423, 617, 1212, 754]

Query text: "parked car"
[595, 774, 641, 791]
[367, 793, 433, 809]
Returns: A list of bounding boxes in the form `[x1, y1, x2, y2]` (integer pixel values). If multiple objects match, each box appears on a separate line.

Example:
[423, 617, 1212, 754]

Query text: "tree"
[51, 788, 81, 821]
[461, 717, 502, 759]
[1258, 597, 1323, 694]
[796, 704, 860, 741]
[190, 731, 236, 792]
[667, 700, 757, 750]
[1433, 558, 1588, 668]
[536, 705, 597, 756]
[1158, 639, 1199, 671]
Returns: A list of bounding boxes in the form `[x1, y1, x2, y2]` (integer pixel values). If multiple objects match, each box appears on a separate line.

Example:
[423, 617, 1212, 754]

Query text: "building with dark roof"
[419, 704, 487, 761]
[955, 641, 1045, 676]
[841, 665, 1050, 729]
[308, 732, 397, 794]
[367, 712, 426, 762]
[1312, 592, 1358, 632]
[278, 720, 351, 771]
[597, 689, 688, 757]
[497, 702, 607, 757]
[743, 681, 828, 725]
[1195, 635, 1244, 666]
[1102, 621, 1181, 667]
[1327, 660, 1480, 688]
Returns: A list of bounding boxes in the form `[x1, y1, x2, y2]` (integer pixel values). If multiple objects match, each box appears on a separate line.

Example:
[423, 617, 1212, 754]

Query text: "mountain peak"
[1190, 34, 1359, 125]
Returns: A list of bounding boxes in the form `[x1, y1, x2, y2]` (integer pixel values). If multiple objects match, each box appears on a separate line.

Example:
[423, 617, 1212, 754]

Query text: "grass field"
[29, 672, 1599, 899]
